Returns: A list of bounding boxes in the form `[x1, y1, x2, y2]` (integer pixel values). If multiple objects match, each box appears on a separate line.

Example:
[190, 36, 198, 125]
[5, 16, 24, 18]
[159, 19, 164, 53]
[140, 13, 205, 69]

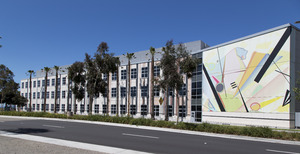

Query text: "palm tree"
[53, 66, 60, 113]
[42, 67, 51, 112]
[124, 52, 135, 116]
[148, 47, 156, 120]
[116, 64, 120, 116]
[27, 70, 34, 112]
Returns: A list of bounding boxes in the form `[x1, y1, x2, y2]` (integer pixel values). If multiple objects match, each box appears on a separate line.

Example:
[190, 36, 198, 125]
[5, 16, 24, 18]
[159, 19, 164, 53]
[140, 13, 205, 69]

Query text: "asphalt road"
[0, 117, 299, 154]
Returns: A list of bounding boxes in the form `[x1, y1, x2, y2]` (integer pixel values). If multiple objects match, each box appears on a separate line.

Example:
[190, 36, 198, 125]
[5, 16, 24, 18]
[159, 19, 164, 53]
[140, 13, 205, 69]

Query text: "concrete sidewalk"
[0, 135, 104, 154]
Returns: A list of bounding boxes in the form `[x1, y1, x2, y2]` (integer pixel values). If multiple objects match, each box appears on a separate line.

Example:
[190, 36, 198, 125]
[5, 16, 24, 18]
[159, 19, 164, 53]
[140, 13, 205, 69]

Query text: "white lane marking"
[266, 149, 300, 154]
[42, 125, 65, 129]
[122, 133, 159, 139]
[0, 131, 150, 154]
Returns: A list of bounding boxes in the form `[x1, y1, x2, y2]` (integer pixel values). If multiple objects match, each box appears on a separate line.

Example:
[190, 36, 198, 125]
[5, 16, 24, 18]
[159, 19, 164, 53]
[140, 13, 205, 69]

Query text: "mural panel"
[203, 27, 291, 113]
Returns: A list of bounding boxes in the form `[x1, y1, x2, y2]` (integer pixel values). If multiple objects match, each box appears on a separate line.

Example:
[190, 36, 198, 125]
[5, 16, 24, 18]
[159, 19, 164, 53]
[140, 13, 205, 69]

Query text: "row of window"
[21, 91, 72, 99]
[21, 77, 67, 89]
[24, 104, 186, 117]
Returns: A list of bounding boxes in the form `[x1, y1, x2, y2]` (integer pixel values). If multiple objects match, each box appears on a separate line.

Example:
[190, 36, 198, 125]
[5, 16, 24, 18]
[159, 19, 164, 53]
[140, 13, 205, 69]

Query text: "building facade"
[20, 24, 300, 129]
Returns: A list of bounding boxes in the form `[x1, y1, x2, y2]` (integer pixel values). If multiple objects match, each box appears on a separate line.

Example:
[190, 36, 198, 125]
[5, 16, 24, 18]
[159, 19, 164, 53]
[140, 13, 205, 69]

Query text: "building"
[20, 23, 300, 129]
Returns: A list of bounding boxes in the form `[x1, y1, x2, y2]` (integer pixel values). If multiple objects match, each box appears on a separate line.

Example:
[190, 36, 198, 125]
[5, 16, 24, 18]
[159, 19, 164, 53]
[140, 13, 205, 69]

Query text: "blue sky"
[0, 0, 299, 84]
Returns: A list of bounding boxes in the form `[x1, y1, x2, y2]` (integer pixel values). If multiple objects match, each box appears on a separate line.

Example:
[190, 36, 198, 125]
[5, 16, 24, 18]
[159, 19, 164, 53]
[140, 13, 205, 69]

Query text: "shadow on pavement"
[3, 128, 49, 134]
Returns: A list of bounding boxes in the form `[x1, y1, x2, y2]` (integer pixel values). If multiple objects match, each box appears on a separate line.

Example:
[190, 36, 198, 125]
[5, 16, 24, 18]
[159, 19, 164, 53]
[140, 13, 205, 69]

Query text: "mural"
[202, 27, 291, 113]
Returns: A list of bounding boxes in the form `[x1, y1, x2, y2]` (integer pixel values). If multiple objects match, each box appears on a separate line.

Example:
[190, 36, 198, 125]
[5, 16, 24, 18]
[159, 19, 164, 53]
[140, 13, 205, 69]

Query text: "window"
[112, 72, 117, 81]
[25, 93, 28, 98]
[68, 104, 71, 111]
[102, 105, 107, 114]
[87, 104, 89, 113]
[22, 82, 24, 89]
[32, 104, 35, 111]
[25, 82, 28, 88]
[33, 92, 36, 99]
[131, 68, 137, 79]
[37, 92, 40, 99]
[80, 104, 84, 113]
[141, 105, 147, 116]
[131, 87, 136, 97]
[179, 84, 186, 96]
[37, 80, 40, 87]
[120, 105, 126, 114]
[51, 91, 54, 99]
[154, 86, 160, 97]
[69, 90, 72, 98]
[42, 92, 45, 99]
[61, 104, 65, 112]
[56, 104, 60, 112]
[46, 91, 49, 99]
[103, 74, 107, 81]
[37, 104, 40, 111]
[154, 66, 160, 77]
[141, 86, 148, 97]
[62, 91, 66, 98]
[141, 67, 148, 78]
[51, 104, 54, 111]
[121, 87, 126, 97]
[52, 79, 55, 86]
[47, 79, 50, 86]
[169, 88, 174, 96]
[111, 88, 116, 97]
[57, 90, 60, 98]
[62, 77, 66, 85]
[121, 70, 127, 80]
[33, 81, 36, 88]
[111, 105, 116, 114]
[179, 106, 186, 117]
[168, 105, 173, 116]
[154, 105, 159, 116]
[130, 105, 136, 115]
[94, 104, 99, 113]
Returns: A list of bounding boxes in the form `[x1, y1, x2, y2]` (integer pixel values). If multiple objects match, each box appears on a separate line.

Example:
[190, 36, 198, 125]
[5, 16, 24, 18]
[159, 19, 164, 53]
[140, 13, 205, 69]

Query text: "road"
[0, 116, 300, 154]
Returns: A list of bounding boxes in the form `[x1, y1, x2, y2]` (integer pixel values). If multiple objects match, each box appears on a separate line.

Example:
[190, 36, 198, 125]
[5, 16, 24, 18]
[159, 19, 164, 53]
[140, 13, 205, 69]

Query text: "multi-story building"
[20, 23, 300, 129]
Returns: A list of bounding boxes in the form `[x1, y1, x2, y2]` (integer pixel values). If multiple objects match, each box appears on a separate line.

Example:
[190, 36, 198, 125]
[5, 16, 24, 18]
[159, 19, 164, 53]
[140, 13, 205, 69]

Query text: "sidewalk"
[0, 135, 104, 154]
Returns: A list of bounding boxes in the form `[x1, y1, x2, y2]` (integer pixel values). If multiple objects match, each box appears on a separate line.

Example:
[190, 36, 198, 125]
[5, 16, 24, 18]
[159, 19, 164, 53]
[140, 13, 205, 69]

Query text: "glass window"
[33, 81, 36, 88]
[154, 86, 160, 97]
[62, 77, 66, 85]
[141, 86, 148, 97]
[179, 84, 186, 96]
[179, 105, 186, 117]
[42, 92, 45, 99]
[154, 105, 159, 116]
[25, 93, 28, 98]
[52, 79, 55, 86]
[111, 88, 116, 97]
[102, 104, 107, 114]
[120, 105, 126, 115]
[42, 80, 45, 86]
[33, 92, 36, 99]
[37, 104, 40, 111]
[80, 104, 84, 113]
[94, 104, 99, 113]
[25, 82, 28, 88]
[141, 105, 147, 115]
[103, 74, 107, 81]
[131, 68, 137, 79]
[154, 66, 160, 77]
[46, 91, 49, 99]
[121, 87, 126, 97]
[130, 105, 136, 115]
[51, 104, 54, 111]
[37, 80, 40, 87]
[111, 105, 116, 114]
[37, 92, 40, 99]
[56, 104, 60, 112]
[47, 79, 50, 86]
[61, 104, 65, 112]
[131, 87, 136, 97]
[168, 105, 173, 116]
[141, 67, 148, 78]
[112, 72, 117, 81]
[22, 82, 24, 89]
[121, 70, 127, 80]
[32, 104, 35, 111]
[51, 91, 54, 99]
[62, 91, 66, 98]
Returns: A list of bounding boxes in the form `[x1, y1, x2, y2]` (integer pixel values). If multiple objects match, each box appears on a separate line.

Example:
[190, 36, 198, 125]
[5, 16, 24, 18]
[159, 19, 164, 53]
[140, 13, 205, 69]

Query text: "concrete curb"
[1, 115, 300, 146]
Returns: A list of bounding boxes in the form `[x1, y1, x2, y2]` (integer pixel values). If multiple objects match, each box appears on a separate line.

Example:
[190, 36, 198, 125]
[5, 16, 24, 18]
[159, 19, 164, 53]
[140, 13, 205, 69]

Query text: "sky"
[0, 0, 299, 84]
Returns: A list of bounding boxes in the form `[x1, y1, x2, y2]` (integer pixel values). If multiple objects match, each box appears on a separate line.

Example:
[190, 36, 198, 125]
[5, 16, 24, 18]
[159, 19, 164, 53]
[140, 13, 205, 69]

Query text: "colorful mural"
[202, 27, 291, 113]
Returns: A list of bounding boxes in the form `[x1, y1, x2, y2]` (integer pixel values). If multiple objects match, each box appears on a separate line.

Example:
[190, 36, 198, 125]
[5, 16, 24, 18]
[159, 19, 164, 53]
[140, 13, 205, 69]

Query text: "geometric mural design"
[203, 27, 291, 113]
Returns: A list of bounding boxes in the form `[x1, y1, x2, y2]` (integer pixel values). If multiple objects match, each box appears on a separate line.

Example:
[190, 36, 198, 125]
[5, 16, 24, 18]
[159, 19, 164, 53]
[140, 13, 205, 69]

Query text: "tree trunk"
[67, 78, 70, 112]
[107, 73, 110, 115]
[181, 95, 184, 122]
[89, 96, 93, 115]
[116, 66, 119, 116]
[165, 86, 169, 121]
[150, 55, 155, 120]
[127, 62, 131, 116]
[176, 89, 179, 124]
[29, 75, 32, 112]
[73, 93, 76, 114]
[43, 74, 48, 112]
[54, 71, 58, 113]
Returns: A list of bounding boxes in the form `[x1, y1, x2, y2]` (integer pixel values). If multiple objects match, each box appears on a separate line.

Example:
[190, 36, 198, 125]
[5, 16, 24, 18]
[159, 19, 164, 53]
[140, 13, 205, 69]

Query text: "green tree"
[95, 42, 120, 115]
[0, 64, 14, 106]
[0, 80, 19, 110]
[42, 67, 51, 112]
[85, 53, 106, 115]
[27, 70, 34, 112]
[68, 62, 85, 115]
[124, 52, 135, 116]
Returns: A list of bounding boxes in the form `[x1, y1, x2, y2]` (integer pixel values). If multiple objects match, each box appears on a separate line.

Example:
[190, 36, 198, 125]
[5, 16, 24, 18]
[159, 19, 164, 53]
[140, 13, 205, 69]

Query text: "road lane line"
[122, 133, 159, 139]
[42, 125, 65, 128]
[266, 149, 300, 154]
